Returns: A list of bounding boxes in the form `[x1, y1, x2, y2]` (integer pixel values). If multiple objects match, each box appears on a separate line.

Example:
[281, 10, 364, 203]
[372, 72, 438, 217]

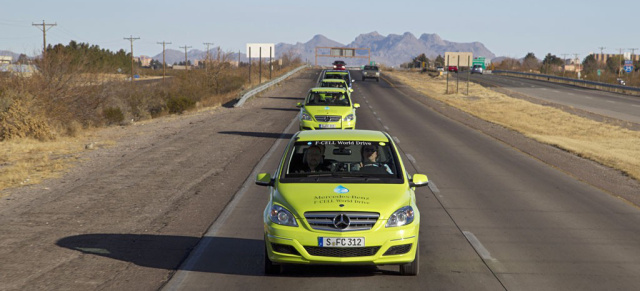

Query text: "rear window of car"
[364, 66, 378, 70]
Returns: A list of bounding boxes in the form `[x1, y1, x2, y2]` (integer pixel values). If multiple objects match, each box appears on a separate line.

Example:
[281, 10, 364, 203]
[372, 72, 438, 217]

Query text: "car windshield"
[305, 91, 350, 106]
[281, 140, 403, 183]
[320, 81, 347, 89]
[325, 73, 350, 84]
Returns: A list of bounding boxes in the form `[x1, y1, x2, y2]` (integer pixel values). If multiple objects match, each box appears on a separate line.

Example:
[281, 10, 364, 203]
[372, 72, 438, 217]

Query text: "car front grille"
[305, 246, 381, 257]
[304, 212, 379, 232]
[314, 115, 341, 122]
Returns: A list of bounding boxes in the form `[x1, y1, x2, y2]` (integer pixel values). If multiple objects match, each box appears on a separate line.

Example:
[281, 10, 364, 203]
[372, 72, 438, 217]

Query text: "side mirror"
[256, 173, 274, 187]
[409, 174, 428, 188]
[296, 102, 302, 108]
[353, 103, 360, 109]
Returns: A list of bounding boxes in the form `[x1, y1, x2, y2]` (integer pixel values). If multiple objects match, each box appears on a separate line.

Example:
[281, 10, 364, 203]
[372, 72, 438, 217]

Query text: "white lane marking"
[393, 136, 400, 144]
[406, 153, 415, 163]
[606, 100, 615, 104]
[383, 126, 390, 131]
[585, 96, 593, 99]
[552, 90, 560, 93]
[462, 231, 497, 262]
[632, 104, 640, 108]
[567, 93, 574, 96]
[164, 115, 299, 291]
[372, 111, 377, 115]
[377, 117, 382, 122]
[541, 88, 547, 91]
[428, 181, 440, 193]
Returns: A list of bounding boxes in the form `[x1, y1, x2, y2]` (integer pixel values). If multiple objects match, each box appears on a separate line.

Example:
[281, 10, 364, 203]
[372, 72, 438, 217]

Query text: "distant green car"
[319, 78, 353, 94]
[323, 70, 353, 91]
[297, 87, 360, 130]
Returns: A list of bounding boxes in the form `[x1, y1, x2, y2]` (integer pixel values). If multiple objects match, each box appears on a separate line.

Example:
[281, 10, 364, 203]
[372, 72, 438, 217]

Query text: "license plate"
[318, 124, 337, 129]
[319, 237, 365, 247]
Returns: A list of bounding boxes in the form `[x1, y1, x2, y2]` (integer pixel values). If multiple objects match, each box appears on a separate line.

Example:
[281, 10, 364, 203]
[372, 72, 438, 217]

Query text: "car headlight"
[300, 112, 312, 121]
[344, 114, 355, 122]
[270, 204, 298, 226]
[385, 206, 414, 227]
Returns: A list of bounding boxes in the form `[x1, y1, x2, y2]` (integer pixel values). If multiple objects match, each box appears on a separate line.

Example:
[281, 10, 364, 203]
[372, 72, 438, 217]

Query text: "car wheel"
[264, 245, 281, 275]
[399, 244, 419, 276]
[362, 77, 365, 81]
[376, 78, 379, 82]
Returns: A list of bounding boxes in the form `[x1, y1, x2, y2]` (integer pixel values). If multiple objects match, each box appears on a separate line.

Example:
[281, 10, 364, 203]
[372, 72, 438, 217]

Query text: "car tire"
[362, 77, 365, 81]
[399, 244, 419, 276]
[376, 78, 379, 82]
[264, 245, 281, 275]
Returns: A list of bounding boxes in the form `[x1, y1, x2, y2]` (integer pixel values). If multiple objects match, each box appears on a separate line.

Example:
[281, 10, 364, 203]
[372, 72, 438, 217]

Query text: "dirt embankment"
[0, 69, 316, 291]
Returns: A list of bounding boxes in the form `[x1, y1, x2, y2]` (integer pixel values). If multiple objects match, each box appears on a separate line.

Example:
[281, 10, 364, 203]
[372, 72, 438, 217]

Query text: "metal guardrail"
[492, 70, 640, 96]
[234, 64, 310, 107]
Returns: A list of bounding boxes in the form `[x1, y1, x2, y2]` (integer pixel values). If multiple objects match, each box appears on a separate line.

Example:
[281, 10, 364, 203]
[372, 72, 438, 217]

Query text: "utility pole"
[561, 53, 569, 77]
[180, 45, 192, 71]
[597, 46, 606, 63]
[572, 53, 581, 79]
[32, 20, 56, 71]
[618, 48, 625, 77]
[157, 41, 172, 83]
[203, 42, 214, 73]
[629, 48, 638, 83]
[124, 35, 140, 84]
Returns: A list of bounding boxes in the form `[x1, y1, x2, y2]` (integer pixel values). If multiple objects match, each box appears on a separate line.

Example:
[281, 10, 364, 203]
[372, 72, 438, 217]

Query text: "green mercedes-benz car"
[297, 87, 359, 130]
[319, 78, 353, 94]
[256, 130, 429, 275]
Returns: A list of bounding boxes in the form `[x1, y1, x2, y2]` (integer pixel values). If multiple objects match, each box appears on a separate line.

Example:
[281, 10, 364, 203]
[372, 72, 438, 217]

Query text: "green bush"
[103, 107, 124, 125]
[166, 96, 196, 114]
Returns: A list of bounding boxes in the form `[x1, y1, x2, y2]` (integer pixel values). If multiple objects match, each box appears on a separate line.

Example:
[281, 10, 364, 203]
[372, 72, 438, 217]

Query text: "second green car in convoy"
[297, 87, 359, 130]
[256, 130, 429, 275]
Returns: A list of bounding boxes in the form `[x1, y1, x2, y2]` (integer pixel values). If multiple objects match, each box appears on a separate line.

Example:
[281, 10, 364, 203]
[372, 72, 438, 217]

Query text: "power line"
[179, 45, 192, 71]
[157, 41, 172, 82]
[32, 20, 56, 59]
[124, 35, 140, 84]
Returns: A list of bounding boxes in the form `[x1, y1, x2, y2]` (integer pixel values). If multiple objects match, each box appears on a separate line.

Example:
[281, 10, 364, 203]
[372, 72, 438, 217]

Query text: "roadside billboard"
[246, 43, 275, 59]
[444, 52, 473, 67]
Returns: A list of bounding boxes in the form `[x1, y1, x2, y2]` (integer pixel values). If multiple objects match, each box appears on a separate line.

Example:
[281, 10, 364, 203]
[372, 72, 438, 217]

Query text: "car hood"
[304, 105, 352, 117]
[274, 183, 411, 219]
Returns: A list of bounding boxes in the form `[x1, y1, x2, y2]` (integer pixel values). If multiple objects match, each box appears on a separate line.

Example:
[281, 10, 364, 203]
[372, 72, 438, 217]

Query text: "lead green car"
[297, 87, 360, 130]
[256, 130, 429, 275]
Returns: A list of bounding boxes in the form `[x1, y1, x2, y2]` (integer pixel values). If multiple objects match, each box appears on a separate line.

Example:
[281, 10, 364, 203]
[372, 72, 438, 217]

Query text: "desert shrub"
[167, 96, 196, 114]
[103, 107, 125, 125]
[0, 94, 54, 141]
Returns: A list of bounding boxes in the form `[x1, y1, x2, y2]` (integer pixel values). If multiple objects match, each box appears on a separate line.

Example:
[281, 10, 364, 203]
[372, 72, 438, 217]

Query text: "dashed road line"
[393, 136, 400, 144]
[463, 231, 497, 262]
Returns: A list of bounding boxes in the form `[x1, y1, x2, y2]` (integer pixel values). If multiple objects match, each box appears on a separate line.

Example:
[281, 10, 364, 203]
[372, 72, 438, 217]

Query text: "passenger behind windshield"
[305, 92, 349, 106]
[285, 141, 400, 181]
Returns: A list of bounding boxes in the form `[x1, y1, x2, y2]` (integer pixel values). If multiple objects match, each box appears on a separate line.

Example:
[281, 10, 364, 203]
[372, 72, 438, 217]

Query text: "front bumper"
[264, 221, 418, 265]
[299, 120, 355, 130]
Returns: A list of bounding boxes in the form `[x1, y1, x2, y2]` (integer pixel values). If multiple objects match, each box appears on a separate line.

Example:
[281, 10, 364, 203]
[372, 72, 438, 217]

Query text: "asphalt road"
[163, 70, 640, 290]
[465, 73, 640, 124]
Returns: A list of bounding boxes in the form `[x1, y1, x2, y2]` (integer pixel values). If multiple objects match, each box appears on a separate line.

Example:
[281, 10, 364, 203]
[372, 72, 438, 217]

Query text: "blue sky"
[1, 0, 637, 61]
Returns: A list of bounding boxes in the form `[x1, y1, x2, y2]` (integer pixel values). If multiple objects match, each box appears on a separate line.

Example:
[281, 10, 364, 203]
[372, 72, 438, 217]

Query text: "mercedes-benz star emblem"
[333, 214, 350, 230]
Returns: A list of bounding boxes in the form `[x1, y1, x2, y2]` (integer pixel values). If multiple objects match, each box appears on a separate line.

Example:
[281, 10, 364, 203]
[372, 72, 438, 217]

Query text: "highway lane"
[163, 69, 640, 290]
[467, 73, 640, 124]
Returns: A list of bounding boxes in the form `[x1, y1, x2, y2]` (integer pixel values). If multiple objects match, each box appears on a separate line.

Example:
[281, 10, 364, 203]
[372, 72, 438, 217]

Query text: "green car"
[297, 87, 359, 130]
[319, 78, 353, 94]
[256, 130, 429, 275]
[323, 70, 353, 91]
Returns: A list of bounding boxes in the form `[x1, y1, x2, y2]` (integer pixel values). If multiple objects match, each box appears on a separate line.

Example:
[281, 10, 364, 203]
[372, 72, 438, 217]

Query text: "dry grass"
[0, 137, 82, 194]
[386, 71, 640, 181]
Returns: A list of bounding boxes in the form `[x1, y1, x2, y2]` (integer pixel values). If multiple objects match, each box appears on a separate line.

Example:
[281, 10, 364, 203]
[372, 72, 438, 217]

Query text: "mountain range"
[151, 32, 495, 67]
[274, 32, 495, 67]
[1, 32, 496, 67]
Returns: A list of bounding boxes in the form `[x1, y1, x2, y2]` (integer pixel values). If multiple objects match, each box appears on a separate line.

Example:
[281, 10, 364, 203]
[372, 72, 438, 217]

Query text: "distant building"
[135, 55, 153, 67]
[593, 53, 640, 63]
[0, 56, 12, 64]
